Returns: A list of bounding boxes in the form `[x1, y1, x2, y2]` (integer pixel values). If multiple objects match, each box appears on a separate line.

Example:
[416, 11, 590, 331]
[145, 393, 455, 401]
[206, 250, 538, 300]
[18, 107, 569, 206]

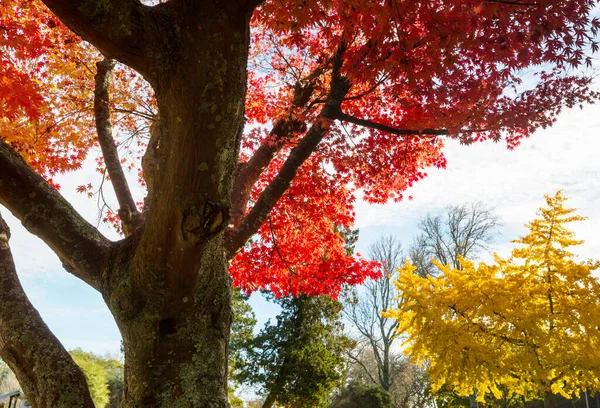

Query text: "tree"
[343, 347, 432, 408]
[343, 236, 404, 392]
[70, 350, 110, 408]
[102, 358, 124, 408]
[344, 205, 499, 403]
[0, 359, 20, 395]
[330, 382, 395, 408]
[409, 202, 501, 276]
[385, 192, 600, 408]
[1, 0, 599, 405]
[237, 294, 349, 408]
[229, 288, 257, 403]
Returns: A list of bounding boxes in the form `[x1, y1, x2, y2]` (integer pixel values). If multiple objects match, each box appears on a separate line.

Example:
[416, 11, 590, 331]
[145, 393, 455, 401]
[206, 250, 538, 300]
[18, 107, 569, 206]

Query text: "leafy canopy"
[2, 0, 600, 296]
[384, 192, 600, 402]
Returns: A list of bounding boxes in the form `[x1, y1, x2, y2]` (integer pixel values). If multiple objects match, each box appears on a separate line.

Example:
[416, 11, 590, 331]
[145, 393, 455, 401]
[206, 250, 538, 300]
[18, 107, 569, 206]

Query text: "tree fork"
[94, 58, 142, 236]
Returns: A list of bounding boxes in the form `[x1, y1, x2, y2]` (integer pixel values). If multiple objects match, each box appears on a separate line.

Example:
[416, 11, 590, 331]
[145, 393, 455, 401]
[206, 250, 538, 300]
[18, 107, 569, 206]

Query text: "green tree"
[238, 294, 349, 408]
[70, 350, 110, 408]
[329, 382, 394, 408]
[229, 287, 257, 405]
[101, 358, 124, 408]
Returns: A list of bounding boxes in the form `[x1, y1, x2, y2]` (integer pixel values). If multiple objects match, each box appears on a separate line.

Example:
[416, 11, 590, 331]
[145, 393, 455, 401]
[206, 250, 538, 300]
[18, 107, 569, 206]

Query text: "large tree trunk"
[0, 214, 95, 407]
[3, 1, 255, 405]
[104, 237, 233, 407]
[99, 4, 251, 406]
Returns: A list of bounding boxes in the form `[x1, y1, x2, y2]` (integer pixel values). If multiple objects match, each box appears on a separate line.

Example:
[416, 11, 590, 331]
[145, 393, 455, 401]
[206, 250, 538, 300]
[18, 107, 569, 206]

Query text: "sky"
[2, 85, 600, 357]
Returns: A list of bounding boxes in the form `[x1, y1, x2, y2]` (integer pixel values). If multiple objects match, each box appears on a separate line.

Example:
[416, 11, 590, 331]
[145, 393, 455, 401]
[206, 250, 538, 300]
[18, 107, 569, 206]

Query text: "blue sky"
[3, 88, 600, 357]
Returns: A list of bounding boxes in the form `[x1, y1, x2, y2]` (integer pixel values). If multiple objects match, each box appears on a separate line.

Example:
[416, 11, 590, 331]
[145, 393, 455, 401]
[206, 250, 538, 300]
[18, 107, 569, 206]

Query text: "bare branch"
[0, 213, 95, 407]
[411, 202, 501, 274]
[345, 347, 380, 386]
[343, 235, 404, 391]
[331, 112, 449, 136]
[95, 58, 142, 236]
[0, 140, 112, 288]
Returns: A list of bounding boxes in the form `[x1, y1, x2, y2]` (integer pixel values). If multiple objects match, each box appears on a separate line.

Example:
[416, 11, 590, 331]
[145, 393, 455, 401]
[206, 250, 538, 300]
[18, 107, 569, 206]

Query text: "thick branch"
[0, 214, 95, 407]
[331, 112, 449, 136]
[0, 140, 111, 288]
[230, 82, 315, 229]
[244, 0, 266, 10]
[41, 0, 152, 80]
[225, 119, 330, 258]
[95, 58, 141, 236]
[225, 44, 351, 258]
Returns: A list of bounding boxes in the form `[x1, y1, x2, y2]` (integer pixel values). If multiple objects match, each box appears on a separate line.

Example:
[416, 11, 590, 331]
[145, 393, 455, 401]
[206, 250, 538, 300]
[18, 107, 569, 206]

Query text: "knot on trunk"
[0, 214, 10, 249]
[182, 200, 225, 246]
[118, 207, 143, 236]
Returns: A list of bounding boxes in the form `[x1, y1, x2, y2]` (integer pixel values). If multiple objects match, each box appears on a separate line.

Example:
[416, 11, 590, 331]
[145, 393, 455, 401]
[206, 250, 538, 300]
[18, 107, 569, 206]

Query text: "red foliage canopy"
[1, 0, 598, 297]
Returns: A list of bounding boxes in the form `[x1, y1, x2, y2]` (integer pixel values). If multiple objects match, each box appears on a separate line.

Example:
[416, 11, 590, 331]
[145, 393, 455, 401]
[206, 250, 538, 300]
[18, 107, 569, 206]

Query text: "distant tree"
[343, 235, 404, 393]
[343, 346, 432, 408]
[101, 357, 124, 408]
[70, 350, 110, 408]
[409, 202, 501, 276]
[0, 359, 19, 395]
[385, 192, 600, 408]
[238, 294, 349, 408]
[330, 382, 394, 408]
[229, 287, 257, 404]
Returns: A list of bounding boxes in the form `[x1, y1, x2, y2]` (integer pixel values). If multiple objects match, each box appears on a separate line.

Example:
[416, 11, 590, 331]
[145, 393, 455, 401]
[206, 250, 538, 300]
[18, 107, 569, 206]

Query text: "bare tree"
[343, 235, 403, 392]
[410, 202, 501, 276]
[342, 204, 500, 407]
[409, 202, 500, 408]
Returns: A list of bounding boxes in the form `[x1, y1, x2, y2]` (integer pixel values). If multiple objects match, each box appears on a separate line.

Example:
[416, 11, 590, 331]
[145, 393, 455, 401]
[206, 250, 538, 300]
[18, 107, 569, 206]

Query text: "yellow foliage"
[383, 192, 600, 402]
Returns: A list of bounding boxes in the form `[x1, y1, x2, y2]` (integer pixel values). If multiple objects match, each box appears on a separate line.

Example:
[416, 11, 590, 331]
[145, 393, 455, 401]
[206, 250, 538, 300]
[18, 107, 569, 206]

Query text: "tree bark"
[0, 214, 94, 408]
[0, 1, 304, 406]
[262, 393, 276, 408]
[97, 2, 251, 406]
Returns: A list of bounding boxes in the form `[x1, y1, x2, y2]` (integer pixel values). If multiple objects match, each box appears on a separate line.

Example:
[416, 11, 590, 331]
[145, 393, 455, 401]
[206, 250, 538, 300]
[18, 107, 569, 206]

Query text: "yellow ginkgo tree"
[383, 192, 600, 407]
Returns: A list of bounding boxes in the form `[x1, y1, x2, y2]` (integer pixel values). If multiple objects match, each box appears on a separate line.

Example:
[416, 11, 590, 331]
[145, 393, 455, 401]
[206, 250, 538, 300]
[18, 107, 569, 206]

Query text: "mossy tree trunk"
[1, 0, 344, 405]
[1, 1, 253, 406]
[0, 214, 95, 407]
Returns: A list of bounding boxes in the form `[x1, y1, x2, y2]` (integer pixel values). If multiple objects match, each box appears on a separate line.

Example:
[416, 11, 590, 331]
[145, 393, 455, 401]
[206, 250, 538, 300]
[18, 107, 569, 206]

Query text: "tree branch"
[41, 0, 152, 80]
[244, 0, 266, 10]
[0, 140, 112, 288]
[230, 82, 315, 229]
[0, 214, 95, 407]
[225, 118, 330, 259]
[95, 58, 142, 236]
[345, 348, 379, 386]
[225, 44, 351, 259]
[331, 112, 450, 136]
[487, 0, 539, 6]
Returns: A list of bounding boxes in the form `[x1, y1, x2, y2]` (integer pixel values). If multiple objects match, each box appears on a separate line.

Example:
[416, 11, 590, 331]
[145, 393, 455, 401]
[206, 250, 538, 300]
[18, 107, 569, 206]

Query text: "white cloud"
[355, 102, 600, 261]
